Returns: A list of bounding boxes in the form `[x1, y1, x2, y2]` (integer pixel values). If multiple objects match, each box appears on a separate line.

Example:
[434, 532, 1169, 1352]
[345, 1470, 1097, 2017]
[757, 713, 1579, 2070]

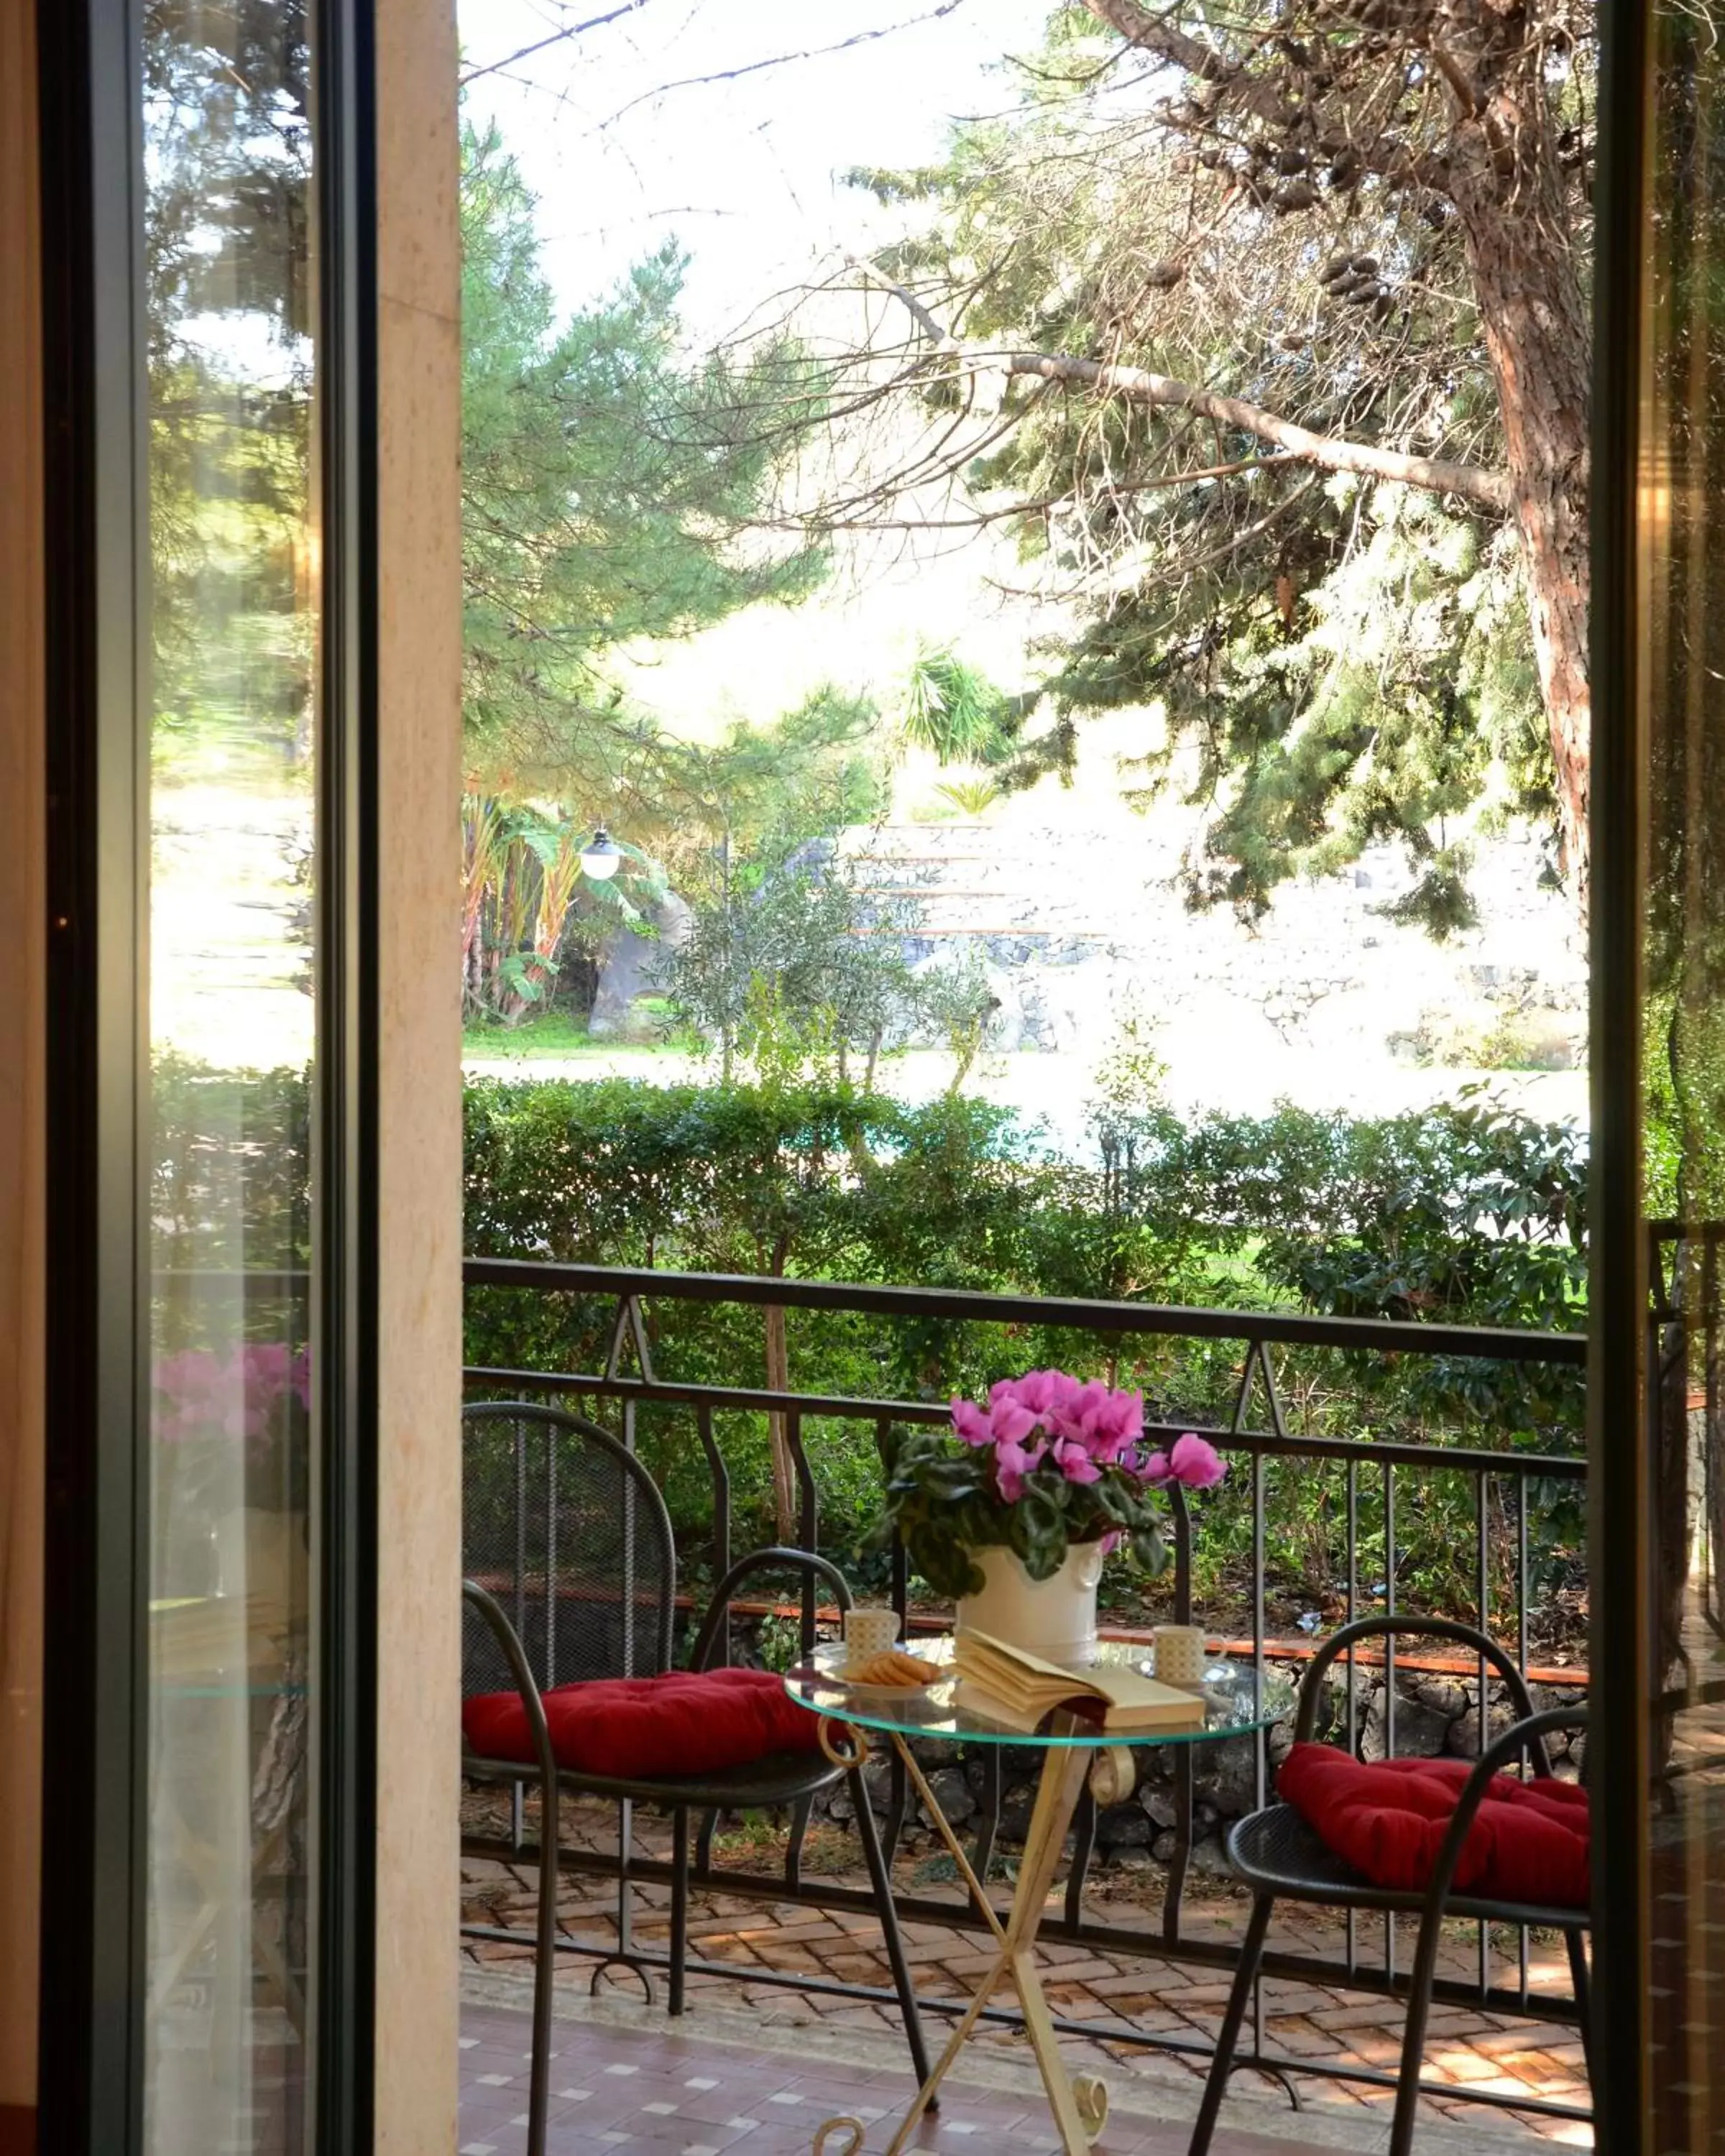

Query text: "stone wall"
[852, 816, 1588, 1110]
[821, 1662, 1586, 1876]
[717, 1609, 1588, 1876]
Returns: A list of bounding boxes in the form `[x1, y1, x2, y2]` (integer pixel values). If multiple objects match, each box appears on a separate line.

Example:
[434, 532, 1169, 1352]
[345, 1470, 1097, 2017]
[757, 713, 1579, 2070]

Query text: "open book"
[953, 1628, 1207, 1736]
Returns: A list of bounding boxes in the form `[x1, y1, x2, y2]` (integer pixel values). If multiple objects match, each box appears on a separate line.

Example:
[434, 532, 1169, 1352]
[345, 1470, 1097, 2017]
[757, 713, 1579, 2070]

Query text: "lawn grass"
[462, 1003, 697, 1060]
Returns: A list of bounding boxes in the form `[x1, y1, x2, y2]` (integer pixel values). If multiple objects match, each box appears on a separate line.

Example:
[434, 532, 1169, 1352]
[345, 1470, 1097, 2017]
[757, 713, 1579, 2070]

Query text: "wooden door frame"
[26, 0, 462, 2148]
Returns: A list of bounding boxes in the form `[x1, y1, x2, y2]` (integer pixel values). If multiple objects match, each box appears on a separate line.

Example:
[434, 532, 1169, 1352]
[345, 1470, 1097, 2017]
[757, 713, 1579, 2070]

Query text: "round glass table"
[784, 1639, 1294, 2156]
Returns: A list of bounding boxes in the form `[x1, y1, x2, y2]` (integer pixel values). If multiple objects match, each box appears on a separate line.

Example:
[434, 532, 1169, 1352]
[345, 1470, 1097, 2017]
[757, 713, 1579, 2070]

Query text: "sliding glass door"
[39, 3, 374, 2152]
[1593, 0, 1725, 2144]
[142, 4, 322, 2148]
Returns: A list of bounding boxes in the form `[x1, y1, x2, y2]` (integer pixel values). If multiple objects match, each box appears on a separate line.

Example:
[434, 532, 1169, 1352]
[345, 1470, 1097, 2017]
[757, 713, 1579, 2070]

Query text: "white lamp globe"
[579, 827, 621, 881]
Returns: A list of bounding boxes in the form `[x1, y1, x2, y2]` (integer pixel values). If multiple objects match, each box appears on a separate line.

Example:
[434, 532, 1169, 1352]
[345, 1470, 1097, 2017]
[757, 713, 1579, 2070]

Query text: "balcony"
[457, 1259, 1591, 2153]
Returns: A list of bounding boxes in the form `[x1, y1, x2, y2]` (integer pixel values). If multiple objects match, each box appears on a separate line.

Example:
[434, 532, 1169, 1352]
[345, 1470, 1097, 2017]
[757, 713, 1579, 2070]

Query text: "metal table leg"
[814, 1724, 1130, 2156]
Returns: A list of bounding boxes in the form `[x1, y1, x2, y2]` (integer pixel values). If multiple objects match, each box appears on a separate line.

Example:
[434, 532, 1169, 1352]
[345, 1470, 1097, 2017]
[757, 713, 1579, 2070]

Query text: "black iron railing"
[461, 1256, 1589, 2123]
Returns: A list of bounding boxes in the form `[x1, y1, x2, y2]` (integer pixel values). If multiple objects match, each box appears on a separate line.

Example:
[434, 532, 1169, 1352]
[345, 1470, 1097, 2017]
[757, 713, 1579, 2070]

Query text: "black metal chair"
[1189, 1615, 1590, 2156]
[460, 1402, 931, 2156]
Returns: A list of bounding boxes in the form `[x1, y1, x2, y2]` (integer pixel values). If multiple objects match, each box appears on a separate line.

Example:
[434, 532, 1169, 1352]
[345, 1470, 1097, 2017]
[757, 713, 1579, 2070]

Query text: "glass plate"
[813, 1637, 948, 1696]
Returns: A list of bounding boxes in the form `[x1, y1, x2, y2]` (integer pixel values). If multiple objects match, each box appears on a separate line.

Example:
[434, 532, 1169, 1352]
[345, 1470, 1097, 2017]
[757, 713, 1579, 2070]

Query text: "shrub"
[460, 1076, 1587, 1623]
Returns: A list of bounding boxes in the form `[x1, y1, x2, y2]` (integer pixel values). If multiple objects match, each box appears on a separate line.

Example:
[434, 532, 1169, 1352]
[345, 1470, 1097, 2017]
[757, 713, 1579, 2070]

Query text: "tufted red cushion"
[1276, 1742, 1589, 1909]
[463, 1666, 824, 1781]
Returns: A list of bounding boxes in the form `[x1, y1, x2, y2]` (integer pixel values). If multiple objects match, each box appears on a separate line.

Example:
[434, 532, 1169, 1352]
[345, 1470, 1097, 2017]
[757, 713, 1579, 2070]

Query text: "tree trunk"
[764, 1232, 797, 1542]
[1445, 93, 1593, 895]
[764, 1302, 796, 1539]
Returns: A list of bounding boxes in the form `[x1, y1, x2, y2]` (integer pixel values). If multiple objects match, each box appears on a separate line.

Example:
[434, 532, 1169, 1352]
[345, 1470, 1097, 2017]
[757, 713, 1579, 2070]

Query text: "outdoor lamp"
[579, 826, 621, 880]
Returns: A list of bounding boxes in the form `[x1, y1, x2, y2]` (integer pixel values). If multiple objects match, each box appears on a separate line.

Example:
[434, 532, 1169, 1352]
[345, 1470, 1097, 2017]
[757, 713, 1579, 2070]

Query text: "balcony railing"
[461, 1256, 1588, 2125]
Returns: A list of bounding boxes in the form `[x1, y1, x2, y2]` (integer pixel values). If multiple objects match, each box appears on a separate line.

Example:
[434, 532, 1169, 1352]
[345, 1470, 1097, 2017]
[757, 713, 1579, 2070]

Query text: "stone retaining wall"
[763, 1648, 1588, 1875]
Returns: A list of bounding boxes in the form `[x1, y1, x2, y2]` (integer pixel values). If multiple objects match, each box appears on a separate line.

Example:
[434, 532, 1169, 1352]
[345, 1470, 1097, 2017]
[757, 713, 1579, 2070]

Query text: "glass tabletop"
[783, 1635, 1296, 1749]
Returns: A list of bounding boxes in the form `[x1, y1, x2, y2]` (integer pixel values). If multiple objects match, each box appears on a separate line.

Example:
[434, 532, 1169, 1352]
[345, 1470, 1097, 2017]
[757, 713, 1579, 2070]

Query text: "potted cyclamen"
[878, 1370, 1227, 1664]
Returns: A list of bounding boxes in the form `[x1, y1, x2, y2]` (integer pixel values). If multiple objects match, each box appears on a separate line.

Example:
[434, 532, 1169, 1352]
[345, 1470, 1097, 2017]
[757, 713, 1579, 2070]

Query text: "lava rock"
[862, 1758, 898, 1814]
[1445, 1703, 1521, 1758]
[1363, 1690, 1452, 1761]
[922, 1767, 975, 1826]
[1412, 1677, 1470, 1721]
[588, 892, 693, 1041]
[1198, 1738, 1261, 1814]
[1096, 1805, 1153, 1851]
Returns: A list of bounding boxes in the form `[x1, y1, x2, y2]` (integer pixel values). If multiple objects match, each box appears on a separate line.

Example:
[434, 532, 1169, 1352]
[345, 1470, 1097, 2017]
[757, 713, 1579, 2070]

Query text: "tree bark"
[764, 1304, 796, 1537]
[1445, 142, 1593, 888]
[763, 1232, 796, 1542]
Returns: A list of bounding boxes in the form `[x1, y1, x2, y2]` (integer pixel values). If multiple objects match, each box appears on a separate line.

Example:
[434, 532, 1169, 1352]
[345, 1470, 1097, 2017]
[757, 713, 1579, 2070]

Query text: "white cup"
[843, 1607, 900, 1667]
[1152, 1623, 1208, 1688]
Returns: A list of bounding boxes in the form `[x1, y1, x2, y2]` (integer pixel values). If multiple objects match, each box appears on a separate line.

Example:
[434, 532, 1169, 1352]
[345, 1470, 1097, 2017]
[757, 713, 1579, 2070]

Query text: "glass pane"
[1640, 0, 1725, 2142]
[141, 4, 318, 2150]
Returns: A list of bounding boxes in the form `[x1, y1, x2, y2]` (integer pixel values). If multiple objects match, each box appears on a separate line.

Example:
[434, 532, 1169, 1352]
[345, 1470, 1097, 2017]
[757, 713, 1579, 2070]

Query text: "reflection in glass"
[1640, 1, 1725, 2145]
[142, 5, 318, 2151]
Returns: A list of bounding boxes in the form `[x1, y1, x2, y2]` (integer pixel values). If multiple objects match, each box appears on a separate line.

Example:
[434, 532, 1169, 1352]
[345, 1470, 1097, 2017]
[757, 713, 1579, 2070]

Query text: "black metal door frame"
[34, 0, 380, 2150]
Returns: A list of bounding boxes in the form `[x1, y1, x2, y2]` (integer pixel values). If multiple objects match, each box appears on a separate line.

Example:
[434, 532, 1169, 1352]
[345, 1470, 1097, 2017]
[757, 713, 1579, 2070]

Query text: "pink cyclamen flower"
[954, 1388, 1039, 1452]
[995, 1436, 1048, 1503]
[952, 1397, 994, 1447]
[1141, 1449, 1170, 1483]
[1167, 1433, 1228, 1489]
[153, 1348, 226, 1422]
[1047, 1379, 1144, 1462]
[153, 1348, 249, 1440]
[985, 1388, 1040, 1448]
[1051, 1437, 1102, 1485]
[1008, 1368, 1082, 1422]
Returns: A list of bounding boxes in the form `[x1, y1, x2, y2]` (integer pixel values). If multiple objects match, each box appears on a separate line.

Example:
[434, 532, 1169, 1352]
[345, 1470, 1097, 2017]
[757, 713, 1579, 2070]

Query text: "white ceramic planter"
[954, 1542, 1104, 1665]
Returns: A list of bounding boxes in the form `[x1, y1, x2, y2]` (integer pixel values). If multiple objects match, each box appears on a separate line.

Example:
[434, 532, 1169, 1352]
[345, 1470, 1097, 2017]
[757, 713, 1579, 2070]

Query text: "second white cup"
[1152, 1623, 1208, 1688]
[843, 1606, 900, 1666]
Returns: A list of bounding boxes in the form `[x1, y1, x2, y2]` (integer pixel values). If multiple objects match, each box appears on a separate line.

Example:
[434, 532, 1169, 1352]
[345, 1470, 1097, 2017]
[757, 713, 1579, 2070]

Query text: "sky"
[455, 0, 1064, 736]
[456, 0, 1054, 338]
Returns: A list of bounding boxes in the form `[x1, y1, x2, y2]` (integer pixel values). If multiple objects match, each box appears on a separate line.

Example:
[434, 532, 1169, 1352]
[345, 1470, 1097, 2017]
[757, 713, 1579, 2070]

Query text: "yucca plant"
[932, 775, 1001, 817]
[898, 646, 1010, 765]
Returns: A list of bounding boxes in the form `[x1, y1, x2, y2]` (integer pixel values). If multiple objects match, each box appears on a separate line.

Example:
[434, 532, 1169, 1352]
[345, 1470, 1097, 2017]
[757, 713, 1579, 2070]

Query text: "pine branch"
[850, 259, 1512, 514]
[1001, 352, 1513, 511]
[1079, 0, 1241, 91]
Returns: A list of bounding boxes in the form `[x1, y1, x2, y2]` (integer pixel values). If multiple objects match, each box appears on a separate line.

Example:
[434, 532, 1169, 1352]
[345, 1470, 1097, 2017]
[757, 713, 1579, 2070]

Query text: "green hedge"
[461, 1076, 1587, 1621]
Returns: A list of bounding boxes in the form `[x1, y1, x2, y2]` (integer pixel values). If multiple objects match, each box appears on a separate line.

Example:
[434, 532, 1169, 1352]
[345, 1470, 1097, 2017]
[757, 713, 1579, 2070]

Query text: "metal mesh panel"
[462, 1404, 675, 1697]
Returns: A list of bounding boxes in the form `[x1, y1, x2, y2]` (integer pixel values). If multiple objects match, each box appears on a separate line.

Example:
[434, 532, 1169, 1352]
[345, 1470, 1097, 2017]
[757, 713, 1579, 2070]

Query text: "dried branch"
[459, 0, 652, 88]
[594, 1, 975, 132]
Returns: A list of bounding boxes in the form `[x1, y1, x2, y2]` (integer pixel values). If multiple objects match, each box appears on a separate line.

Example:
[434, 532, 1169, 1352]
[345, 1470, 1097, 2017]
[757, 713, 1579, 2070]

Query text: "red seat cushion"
[1276, 1742, 1589, 1909]
[463, 1666, 824, 1781]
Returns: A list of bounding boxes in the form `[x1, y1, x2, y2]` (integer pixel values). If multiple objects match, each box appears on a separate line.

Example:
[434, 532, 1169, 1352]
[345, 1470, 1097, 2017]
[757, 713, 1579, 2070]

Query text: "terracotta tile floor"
[456, 1995, 1406, 2156]
[461, 1812, 1593, 2149]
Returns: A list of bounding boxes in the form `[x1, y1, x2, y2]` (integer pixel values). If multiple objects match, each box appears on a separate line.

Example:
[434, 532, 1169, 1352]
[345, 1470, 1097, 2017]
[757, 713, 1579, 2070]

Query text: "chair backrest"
[1292, 1613, 1552, 1771]
[461, 1401, 676, 1699]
